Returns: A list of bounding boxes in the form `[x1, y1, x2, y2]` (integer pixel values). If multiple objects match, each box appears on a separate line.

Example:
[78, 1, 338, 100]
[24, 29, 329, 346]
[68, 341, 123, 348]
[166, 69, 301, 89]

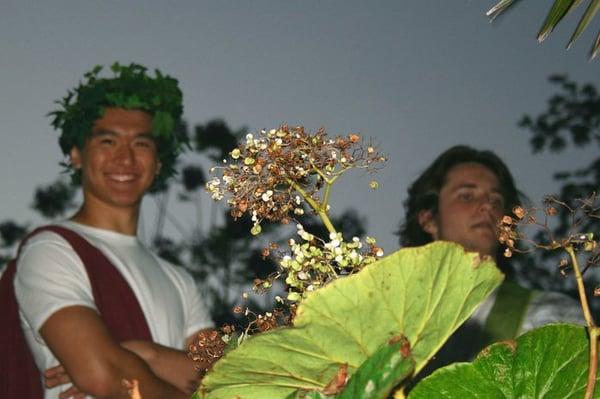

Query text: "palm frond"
[537, 0, 580, 42]
[487, 0, 600, 60]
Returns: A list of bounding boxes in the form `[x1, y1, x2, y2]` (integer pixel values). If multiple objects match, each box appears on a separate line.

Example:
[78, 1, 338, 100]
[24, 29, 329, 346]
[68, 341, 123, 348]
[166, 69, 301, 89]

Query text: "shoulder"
[523, 289, 585, 329]
[18, 226, 81, 264]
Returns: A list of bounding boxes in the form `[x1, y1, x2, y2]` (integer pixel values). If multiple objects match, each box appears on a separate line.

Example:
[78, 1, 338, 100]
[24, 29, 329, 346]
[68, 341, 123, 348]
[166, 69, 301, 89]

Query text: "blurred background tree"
[513, 75, 600, 311]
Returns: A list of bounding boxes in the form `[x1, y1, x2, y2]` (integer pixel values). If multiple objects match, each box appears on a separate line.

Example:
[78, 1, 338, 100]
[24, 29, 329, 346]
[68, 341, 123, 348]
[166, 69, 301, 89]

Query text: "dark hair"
[398, 145, 521, 248]
[49, 62, 187, 191]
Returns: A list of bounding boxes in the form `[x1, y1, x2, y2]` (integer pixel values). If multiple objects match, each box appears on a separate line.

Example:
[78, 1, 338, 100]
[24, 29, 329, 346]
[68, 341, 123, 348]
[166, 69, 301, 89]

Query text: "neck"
[71, 198, 140, 236]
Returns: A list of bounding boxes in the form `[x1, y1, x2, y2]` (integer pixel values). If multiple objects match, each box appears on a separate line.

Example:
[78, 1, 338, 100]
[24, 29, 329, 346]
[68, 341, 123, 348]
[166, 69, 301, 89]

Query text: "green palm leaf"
[537, 0, 580, 42]
[568, 0, 600, 50]
[486, 0, 522, 21]
[487, 0, 600, 59]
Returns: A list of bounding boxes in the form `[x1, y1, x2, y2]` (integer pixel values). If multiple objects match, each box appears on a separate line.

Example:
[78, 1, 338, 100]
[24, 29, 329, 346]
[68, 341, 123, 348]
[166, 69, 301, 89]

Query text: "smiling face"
[419, 162, 505, 258]
[70, 107, 160, 213]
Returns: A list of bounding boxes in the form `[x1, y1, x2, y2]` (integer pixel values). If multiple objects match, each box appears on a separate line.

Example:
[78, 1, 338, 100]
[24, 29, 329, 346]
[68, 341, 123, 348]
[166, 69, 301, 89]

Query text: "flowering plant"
[192, 127, 505, 399]
[192, 125, 600, 399]
[206, 125, 386, 303]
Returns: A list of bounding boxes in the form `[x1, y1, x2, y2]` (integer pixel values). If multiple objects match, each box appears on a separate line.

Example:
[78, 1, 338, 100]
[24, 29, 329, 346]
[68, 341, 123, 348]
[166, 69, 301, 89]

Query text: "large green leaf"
[409, 324, 597, 398]
[198, 242, 503, 398]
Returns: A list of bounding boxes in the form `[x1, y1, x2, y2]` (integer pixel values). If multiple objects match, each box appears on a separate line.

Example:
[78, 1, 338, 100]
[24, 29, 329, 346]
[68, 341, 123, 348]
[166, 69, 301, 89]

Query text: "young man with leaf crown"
[4, 63, 214, 398]
[398, 145, 584, 377]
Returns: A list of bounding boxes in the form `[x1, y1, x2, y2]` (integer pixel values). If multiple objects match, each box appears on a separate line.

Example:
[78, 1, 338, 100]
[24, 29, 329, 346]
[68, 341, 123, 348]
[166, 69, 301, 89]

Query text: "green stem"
[321, 176, 338, 210]
[317, 209, 337, 235]
[566, 245, 598, 399]
[286, 178, 337, 235]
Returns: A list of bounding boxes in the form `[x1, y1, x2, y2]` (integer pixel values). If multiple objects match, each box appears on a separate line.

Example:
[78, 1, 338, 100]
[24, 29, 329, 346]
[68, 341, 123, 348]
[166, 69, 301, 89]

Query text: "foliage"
[409, 324, 597, 398]
[336, 337, 414, 399]
[32, 179, 77, 219]
[511, 75, 600, 302]
[520, 75, 600, 241]
[48, 62, 187, 188]
[498, 195, 600, 397]
[197, 242, 503, 398]
[487, 0, 600, 59]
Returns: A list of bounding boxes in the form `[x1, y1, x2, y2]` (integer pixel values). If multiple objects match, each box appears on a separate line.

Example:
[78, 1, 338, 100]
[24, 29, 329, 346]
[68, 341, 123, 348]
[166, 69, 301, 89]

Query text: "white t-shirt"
[14, 221, 214, 399]
[469, 285, 585, 334]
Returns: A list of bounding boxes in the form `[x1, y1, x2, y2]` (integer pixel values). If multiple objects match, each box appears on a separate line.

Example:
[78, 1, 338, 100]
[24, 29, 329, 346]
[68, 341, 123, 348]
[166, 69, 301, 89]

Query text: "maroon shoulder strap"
[43, 226, 152, 342]
[0, 225, 152, 399]
[0, 255, 42, 398]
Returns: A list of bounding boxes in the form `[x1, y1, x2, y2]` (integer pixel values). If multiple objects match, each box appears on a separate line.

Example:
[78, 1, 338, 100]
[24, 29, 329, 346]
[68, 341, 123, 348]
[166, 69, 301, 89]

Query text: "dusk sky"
[1, 1, 598, 254]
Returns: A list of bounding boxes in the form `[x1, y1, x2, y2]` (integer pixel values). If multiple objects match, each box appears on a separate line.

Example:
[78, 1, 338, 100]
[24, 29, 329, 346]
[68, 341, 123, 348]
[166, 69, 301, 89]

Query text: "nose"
[115, 143, 135, 166]
[477, 194, 493, 213]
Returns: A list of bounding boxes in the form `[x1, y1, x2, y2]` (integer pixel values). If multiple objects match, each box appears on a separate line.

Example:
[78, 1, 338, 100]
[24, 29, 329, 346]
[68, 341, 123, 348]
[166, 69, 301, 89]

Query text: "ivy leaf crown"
[49, 62, 188, 189]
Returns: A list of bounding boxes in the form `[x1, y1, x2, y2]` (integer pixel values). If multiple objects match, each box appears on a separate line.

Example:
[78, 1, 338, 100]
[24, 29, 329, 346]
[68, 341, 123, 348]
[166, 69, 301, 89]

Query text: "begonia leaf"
[409, 324, 597, 398]
[199, 241, 503, 398]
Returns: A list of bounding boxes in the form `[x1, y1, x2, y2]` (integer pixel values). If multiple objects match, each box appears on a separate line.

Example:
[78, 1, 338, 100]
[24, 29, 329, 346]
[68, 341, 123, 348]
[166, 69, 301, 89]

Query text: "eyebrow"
[90, 130, 155, 140]
[452, 182, 503, 195]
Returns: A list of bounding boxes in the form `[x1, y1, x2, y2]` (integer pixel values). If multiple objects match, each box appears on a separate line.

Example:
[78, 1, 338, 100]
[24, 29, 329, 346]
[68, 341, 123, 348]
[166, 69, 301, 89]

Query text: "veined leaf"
[568, 0, 600, 49]
[198, 242, 503, 398]
[538, 0, 579, 42]
[409, 324, 597, 398]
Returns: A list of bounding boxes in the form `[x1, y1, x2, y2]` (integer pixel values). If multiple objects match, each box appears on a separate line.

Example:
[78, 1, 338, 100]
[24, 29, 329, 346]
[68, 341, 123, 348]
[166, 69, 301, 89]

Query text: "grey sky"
[1, 1, 597, 253]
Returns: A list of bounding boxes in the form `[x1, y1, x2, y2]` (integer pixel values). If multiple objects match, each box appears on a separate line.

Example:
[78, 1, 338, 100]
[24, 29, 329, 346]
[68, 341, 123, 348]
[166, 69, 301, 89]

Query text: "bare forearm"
[121, 340, 202, 395]
[99, 348, 189, 399]
[38, 306, 188, 399]
[44, 350, 189, 399]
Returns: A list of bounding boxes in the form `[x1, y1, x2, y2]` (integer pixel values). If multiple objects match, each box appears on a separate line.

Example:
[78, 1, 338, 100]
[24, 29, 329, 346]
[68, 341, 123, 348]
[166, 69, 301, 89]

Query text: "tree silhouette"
[516, 75, 600, 307]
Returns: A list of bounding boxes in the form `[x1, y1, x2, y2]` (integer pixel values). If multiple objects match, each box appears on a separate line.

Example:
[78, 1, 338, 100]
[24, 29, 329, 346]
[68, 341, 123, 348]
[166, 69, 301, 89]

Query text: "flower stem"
[567, 245, 598, 399]
[286, 178, 337, 235]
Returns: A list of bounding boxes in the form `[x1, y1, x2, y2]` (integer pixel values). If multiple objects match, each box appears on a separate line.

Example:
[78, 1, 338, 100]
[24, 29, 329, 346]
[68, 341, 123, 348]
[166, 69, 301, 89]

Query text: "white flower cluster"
[279, 224, 382, 301]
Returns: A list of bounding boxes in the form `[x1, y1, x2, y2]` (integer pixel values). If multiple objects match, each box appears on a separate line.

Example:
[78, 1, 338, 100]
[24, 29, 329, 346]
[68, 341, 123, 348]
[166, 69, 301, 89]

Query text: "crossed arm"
[41, 305, 212, 398]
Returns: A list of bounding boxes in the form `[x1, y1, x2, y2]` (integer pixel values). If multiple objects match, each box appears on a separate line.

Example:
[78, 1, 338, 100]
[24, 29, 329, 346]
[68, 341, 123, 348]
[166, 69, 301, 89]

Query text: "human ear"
[418, 210, 439, 240]
[70, 147, 82, 169]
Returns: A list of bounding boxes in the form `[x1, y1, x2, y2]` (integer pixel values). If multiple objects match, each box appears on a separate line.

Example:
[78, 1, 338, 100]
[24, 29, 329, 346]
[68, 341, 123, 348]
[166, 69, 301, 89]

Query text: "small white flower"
[297, 271, 309, 280]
